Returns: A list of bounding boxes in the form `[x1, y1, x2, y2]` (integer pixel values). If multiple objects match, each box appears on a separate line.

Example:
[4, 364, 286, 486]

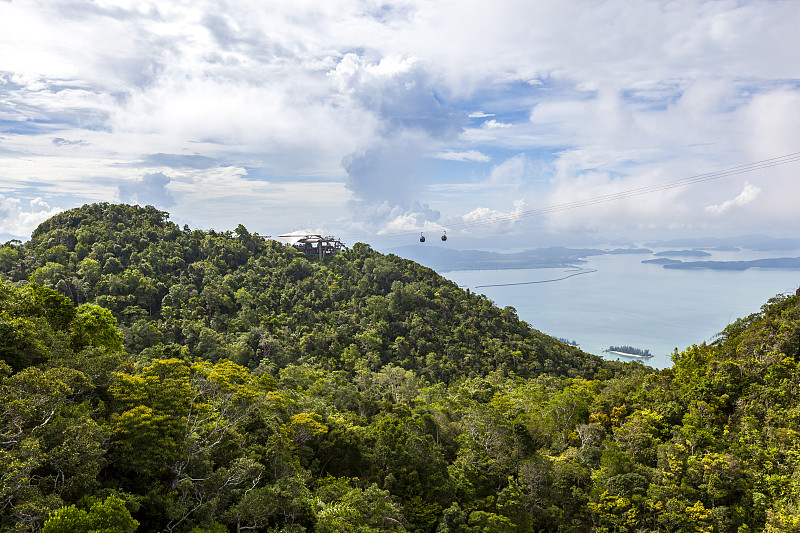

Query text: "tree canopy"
[0, 203, 798, 533]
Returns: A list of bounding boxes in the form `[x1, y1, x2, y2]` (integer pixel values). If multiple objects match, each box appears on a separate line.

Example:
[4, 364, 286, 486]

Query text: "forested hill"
[2, 203, 800, 533]
[0, 202, 610, 381]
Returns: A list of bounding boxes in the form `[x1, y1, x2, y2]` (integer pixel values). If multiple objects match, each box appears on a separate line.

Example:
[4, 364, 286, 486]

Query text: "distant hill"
[653, 249, 712, 258]
[662, 256, 800, 270]
[385, 245, 651, 272]
[644, 234, 800, 251]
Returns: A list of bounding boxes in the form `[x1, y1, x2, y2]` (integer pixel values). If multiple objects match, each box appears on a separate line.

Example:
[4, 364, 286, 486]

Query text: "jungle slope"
[1, 203, 799, 533]
[1, 203, 612, 381]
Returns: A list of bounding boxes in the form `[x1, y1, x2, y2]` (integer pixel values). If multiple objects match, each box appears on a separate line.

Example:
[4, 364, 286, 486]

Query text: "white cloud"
[382, 212, 442, 234]
[483, 119, 512, 130]
[488, 154, 530, 187]
[542, 165, 693, 234]
[461, 199, 528, 234]
[522, 77, 800, 234]
[0, 196, 62, 238]
[345, 200, 441, 234]
[332, 52, 468, 208]
[706, 182, 761, 216]
[383, 0, 800, 92]
[1, 0, 799, 239]
[431, 150, 490, 162]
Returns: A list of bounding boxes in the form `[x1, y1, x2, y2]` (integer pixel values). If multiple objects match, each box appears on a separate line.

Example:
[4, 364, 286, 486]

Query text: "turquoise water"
[442, 251, 800, 369]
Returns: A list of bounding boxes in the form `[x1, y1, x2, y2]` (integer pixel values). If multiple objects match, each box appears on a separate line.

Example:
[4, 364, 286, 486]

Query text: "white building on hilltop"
[278, 231, 344, 262]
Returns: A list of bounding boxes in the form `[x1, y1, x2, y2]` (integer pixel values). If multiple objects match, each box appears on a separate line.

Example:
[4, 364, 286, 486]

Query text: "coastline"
[604, 350, 654, 359]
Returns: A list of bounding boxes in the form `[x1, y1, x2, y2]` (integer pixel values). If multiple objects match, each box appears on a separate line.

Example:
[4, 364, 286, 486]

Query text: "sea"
[441, 248, 800, 369]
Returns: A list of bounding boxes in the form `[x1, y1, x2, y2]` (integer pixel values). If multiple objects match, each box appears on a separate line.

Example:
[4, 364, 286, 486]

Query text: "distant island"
[385, 246, 652, 272]
[557, 337, 579, 346]
[604, 345, 653, 358]
[662, 257, 800, 271]
[641, 258, 683, 265]
[605, 248, 653, 255]
[653, 249, 712, 258]
[385, 239, 800, 273]
[386, 245, 606, 271]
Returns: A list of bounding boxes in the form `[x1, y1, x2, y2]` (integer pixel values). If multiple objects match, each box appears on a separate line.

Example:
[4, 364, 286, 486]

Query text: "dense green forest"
[1, 203, 799, 532]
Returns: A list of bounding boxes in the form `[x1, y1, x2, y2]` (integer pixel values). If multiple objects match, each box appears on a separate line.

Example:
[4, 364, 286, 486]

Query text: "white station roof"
[278, 231, 321, 246]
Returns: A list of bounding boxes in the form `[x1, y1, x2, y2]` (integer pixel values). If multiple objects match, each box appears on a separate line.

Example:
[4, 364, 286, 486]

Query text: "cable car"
[419, 232, 426, 243]
[441, 231, 447, 241]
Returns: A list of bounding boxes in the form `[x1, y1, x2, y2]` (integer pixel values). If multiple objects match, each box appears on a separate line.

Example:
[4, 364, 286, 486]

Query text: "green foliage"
[72, 303, 124, 352]
[0, 310, 49, 371]
[1, 204, 799, 533]
[42, 495, 138, 533]
[467, 510, 515, 532]
[2, 203, 613, 383]
[0, 281, 79, 371]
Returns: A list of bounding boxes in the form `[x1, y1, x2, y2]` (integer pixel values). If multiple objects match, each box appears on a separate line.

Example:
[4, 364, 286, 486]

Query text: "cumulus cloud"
[381, 202, 443, 233]
[327, 53, 468, 148]
[483, 119, 512, 130]
[343, 199, 441, 234]
[461, 199, 528, 234]
[0, 196, 61, 238]
[431, 150, 490, 162]
[706, 183, 762, 216]
[342, 140, 422, 207]
[334, 52, 468, 211]
[118, 172, 176, 208]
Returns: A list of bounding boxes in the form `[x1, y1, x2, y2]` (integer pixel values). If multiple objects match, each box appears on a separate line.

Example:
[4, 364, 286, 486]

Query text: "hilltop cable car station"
[278, 231, 344, 262]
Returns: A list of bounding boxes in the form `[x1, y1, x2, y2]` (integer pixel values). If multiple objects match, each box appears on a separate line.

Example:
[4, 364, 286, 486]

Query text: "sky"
[1, 0, 799, 249]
